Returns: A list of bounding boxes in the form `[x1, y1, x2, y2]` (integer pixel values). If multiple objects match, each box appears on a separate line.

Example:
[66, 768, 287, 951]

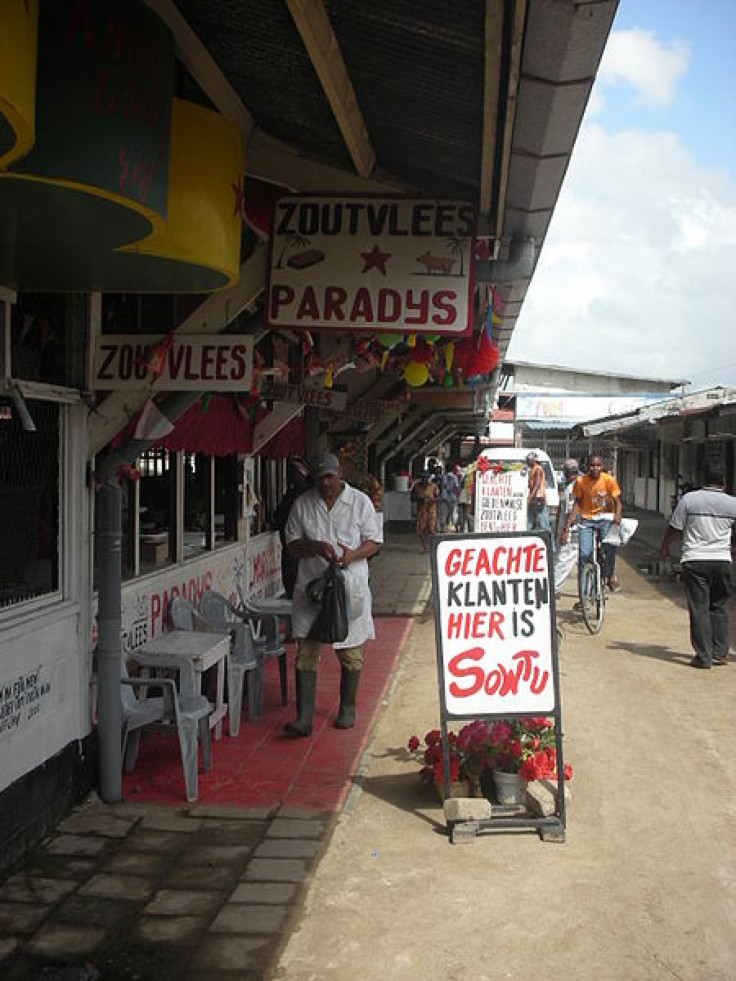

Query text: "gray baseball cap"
[310, 451, 340, 478]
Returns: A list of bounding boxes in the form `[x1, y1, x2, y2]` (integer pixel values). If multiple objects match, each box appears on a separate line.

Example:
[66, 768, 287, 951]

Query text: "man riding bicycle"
[560, 455, 622, 593]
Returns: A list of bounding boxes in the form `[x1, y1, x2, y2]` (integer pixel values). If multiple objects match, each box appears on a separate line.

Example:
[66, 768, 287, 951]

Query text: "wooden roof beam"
[478, 0, 504, 235]
[493, 0, 527, 241]
[286, 0, 376, 178]
[144, 0, 397, 193]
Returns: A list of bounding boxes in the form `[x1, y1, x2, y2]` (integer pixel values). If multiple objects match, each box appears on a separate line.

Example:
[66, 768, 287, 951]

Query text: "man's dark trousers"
[682, 560, 732, 664]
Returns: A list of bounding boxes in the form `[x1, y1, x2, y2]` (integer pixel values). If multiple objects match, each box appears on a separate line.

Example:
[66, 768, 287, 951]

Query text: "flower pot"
[492, 769, 527, 806]
[434, 779, 472, 802]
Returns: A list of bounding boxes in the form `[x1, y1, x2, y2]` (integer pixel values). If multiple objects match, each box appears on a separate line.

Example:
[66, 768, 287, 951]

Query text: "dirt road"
[273, 549, 736, 981]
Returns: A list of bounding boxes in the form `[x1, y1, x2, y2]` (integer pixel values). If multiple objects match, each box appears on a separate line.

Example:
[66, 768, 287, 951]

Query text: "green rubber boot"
[284, 670, 316, 737]
[334, 668, 361, 729]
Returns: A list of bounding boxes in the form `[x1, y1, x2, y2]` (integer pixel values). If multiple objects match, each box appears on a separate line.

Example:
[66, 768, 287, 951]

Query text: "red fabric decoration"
[153, 396, 255, 456]
[410, 338, 434, 364]
[452, 333, 499, 377]
[259, 417, 305, 459]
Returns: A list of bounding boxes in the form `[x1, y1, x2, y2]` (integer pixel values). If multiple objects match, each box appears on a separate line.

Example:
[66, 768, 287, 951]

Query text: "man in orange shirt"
[560, 455, 622, 592]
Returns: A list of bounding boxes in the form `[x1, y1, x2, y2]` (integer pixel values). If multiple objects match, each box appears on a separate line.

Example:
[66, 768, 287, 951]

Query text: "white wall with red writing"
[112, 532, 282, 652]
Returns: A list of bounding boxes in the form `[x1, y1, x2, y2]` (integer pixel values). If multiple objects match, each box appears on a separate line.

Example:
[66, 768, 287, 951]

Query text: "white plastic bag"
[342, 565, 365, 620]
[603, 517, 638, 547]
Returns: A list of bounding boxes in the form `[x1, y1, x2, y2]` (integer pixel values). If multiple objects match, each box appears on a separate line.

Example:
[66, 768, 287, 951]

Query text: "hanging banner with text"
[94, 335, 254, 391]
[431, 533, 555, 717]
[266, 196, 475, 336]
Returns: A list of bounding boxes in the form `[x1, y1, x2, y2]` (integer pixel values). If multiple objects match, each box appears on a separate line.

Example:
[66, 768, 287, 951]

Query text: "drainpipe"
[474, 237, 536, 285]
[96, 479, 123, 803]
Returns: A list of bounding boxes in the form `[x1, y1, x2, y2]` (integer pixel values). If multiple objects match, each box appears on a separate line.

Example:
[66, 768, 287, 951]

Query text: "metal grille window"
[0, 399, 60, 608]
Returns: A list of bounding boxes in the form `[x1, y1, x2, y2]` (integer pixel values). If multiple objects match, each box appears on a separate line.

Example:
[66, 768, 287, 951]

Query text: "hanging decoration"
[404, 361, 429, 387]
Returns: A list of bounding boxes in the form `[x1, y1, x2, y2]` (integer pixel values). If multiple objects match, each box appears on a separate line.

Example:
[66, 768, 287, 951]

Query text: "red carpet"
[122, 618, 412, 812]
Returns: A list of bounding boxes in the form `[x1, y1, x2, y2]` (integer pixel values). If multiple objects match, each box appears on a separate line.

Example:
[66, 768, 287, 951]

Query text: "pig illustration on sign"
[415, 251, 455, 275]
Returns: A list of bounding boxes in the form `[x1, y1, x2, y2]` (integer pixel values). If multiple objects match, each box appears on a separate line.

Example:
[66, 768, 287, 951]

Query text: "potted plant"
[408, 718, 572, 805]
[485, 717, 572, 804]
[407, 729, 463, 798]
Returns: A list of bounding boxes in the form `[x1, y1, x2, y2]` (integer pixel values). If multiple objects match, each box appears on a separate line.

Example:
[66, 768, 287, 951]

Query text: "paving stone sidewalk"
[1, 798, 333, 980]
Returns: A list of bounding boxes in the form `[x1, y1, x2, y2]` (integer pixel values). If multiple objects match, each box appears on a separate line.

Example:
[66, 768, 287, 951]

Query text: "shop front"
[0, 0, 619, 868]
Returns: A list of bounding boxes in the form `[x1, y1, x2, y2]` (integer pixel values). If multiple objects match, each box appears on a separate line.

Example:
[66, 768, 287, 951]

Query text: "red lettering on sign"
[270, 285, 295, 317]
[432, 290, 457, 325]
[297, 287, 320, 320]
[200, 345, 215, 380]
[448, 647, 549, 700]
[403, 289, 429, 324]
[447, 647, 484, 697]
[324, 287, 347, 321]
[216, 346, 228, 380]
[231, 345, 247, 380]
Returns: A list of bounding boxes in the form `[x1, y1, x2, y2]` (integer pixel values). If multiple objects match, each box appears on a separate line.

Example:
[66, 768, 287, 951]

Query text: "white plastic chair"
[120, 652, 212, 802]
[235, 583, 289, 713]
[199, 590, 258, 736]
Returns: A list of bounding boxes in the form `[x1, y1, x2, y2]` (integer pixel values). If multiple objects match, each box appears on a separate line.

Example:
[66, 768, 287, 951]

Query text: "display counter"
[383, 490, 413, 523]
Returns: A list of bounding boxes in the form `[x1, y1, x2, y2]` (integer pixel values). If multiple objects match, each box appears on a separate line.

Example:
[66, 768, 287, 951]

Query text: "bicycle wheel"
[579, 561, 604, 634]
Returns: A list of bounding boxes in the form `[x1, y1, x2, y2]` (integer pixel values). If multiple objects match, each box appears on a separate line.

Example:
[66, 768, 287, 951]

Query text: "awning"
[153, 396, 255, 456]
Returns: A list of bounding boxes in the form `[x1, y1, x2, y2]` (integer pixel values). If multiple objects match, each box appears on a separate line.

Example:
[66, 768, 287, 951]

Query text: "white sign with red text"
[433, 535, 555, 716]
[94, 335, 254, 391]
[266, 196, 474, 336]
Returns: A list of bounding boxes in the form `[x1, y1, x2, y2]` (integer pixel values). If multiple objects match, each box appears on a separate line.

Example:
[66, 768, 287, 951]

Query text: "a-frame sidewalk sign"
[429, 530, 567, 843]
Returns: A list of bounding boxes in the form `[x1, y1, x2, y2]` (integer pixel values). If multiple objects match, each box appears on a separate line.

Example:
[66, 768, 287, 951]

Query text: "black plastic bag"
[307, 561, 349, 643]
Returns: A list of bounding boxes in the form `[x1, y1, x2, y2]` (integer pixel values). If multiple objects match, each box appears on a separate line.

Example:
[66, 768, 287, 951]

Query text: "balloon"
[407, 333, 417, 347]
[424, 334, 440, 344]
[443, 374, 453, 388]
[377, 333, 402, 349]
[404, 361, 429, 387]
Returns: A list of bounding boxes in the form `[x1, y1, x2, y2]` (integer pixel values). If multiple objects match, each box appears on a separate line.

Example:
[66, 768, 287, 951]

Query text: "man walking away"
[660, 467, 736, 669]
[456, 465, 471, 533]
[526, 451, 551, 534]
[438, 466, 460, 531]
[284, 452, 383, 734]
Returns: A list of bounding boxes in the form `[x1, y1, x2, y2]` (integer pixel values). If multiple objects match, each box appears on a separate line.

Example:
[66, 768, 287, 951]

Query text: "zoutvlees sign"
[94, 335, 254, 391]
[266, 196, 475, 336]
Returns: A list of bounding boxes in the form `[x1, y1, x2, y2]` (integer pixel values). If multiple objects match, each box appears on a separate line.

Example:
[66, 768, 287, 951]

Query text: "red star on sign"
[360, 243, 391, 275]
[232, 181, 245, 219]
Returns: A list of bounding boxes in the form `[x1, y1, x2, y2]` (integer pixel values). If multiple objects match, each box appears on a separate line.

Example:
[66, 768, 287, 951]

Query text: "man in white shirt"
[660, 467, 736, 669]
[554, 458, 579, 595]
[284, 452, 383, 735]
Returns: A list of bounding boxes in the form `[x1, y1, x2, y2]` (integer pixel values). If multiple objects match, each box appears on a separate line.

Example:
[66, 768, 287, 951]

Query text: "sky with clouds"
[508, 0, 736, 391]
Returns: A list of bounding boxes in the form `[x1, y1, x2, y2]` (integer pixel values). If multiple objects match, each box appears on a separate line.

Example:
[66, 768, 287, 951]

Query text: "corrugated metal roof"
[524, 420, 578, 431]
